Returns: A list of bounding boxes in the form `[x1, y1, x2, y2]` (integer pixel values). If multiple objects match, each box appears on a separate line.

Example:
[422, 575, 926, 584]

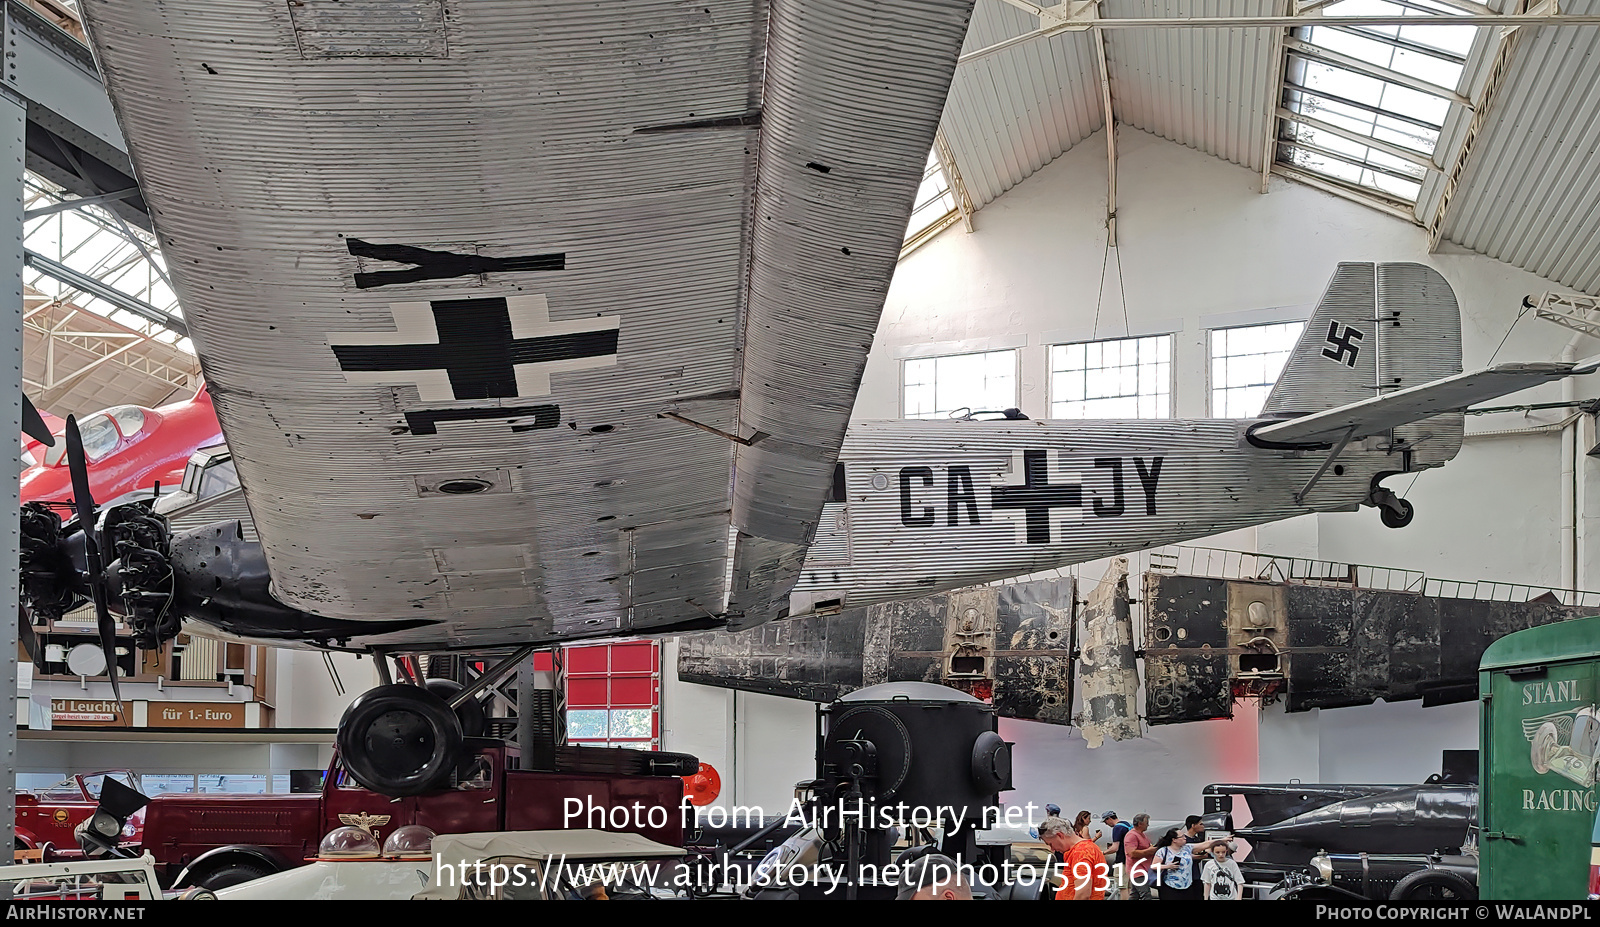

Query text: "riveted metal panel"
[1143, 573, 1233, 724]
[678, 576, 1074, 722]
[1078, 558, 1139, 745]
[77, 0, 974, 648]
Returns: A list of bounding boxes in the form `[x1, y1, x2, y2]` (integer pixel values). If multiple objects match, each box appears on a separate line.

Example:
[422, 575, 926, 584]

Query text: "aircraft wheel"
[1379, 498, 1414, 528]
[424, 677, 488, 739]
[337, 684, 463, 796]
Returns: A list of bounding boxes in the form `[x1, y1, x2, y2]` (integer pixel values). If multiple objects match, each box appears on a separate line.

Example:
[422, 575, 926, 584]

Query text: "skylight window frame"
[1272, 0, 1490, 219]
[902, 149, 960, 256]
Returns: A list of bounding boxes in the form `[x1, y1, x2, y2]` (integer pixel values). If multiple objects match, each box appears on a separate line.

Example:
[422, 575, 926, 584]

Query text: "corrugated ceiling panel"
[939, 0, 1101, 207]
[1443, 0, 1600, 295]
[1104, 0, 1282, 172]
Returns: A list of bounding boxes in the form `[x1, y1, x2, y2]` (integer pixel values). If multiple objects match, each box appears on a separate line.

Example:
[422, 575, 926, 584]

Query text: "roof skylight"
[1277, 0, 1483, 210]
[904, 150, 959, 246]
[23, 173, 192, 352]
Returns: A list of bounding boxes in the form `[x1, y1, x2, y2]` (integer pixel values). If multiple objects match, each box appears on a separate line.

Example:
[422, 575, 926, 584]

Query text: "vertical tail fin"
[1263, 262, 1463, 467]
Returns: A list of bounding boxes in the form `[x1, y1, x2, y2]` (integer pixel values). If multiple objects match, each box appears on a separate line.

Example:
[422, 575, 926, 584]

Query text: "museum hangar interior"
[7, 0, 1600, 902]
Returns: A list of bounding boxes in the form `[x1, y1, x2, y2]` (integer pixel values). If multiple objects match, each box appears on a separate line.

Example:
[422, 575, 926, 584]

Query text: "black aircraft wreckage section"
[1144, 573, 1593, 724]
[676, 578, 1076, 722]
[681, 564, 1594, 732]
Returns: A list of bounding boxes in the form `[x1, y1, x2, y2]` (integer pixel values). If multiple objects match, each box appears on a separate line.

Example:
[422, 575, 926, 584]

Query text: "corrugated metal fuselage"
[794, 417, 1424, 612]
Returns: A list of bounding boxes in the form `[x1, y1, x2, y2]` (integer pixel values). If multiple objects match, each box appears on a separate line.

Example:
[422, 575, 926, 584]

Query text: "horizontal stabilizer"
[1251, 362, 1581, 446]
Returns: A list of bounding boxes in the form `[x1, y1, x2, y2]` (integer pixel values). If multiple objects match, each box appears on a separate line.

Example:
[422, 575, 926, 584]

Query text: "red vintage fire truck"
[15, 771, 145, 857]
[130, 741, 690, 890]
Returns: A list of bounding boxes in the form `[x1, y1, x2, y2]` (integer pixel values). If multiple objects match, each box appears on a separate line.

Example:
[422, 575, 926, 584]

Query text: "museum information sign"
[149, 701, 246, 728]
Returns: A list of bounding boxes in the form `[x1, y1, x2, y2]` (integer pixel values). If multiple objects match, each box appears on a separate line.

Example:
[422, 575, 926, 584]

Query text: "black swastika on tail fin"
[1321, 321, 1365, 368]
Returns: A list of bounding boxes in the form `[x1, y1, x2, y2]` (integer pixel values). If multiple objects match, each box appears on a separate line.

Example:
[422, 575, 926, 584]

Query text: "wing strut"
[1294, 426, 1359, 504]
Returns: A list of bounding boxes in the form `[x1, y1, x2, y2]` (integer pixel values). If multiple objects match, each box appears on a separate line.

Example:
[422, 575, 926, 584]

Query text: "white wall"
[662, 124, 1600, 823]
[272, 649, 377, 729]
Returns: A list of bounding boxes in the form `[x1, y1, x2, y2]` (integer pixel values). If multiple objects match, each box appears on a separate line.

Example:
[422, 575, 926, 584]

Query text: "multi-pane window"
[1050, 335, 1172, 419]
[561, 641, 659, 750]
[902, 350, 1018, 419]
[1210, 322, 1306, 418]
[1277, 0, 1480, 208]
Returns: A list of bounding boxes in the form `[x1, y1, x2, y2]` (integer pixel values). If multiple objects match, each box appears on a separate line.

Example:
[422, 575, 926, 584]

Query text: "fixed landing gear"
[1369, 486, 1415, 529]
[337, 646, 535, 796]
[336, 684, 463, 796]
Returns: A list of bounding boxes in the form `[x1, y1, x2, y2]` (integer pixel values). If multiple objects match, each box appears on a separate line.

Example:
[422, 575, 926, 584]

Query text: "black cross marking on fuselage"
[1321, 321, 1365, 368]
[347, 238, 565, 289]
[989, 449, 1081, 544]
[331, 296, 619, 401]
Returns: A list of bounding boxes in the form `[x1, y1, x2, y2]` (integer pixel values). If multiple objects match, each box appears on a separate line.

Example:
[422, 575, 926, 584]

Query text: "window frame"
[1047, 333, 1175, 420]
[899, 348, 1020, 420]
[1206, 321, 1308, 419]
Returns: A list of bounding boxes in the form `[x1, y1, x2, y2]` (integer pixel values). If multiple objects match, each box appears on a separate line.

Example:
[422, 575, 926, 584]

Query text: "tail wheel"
[337, 684, 463, 796]
[424, 677, 488, 739]
[1379, 498, 1414, 528]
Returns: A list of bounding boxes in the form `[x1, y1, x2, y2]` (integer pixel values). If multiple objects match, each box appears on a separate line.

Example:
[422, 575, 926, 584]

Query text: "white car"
[217, 828, 685, 901]
[4, 852, 210, 901]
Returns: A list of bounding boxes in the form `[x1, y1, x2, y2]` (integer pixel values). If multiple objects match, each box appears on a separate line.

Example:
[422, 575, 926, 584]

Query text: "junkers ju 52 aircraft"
[19, 0, 1599, 797]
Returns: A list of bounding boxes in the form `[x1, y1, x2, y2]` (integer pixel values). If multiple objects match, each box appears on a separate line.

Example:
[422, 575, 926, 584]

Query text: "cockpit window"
[77, 414, 121, 462]
[108, 407, 146, 439]
[197, 458, 241, 500]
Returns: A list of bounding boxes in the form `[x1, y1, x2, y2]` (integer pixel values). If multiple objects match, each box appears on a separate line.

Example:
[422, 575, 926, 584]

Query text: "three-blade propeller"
[63, 414, 123, 705]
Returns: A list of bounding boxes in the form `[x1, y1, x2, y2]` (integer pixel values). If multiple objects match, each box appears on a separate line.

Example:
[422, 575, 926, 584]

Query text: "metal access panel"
[676, 577, 1074, 722]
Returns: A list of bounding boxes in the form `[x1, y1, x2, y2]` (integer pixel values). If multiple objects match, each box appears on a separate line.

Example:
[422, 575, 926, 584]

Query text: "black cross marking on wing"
[990, 449, 1081, 544]
[347, 238, 565, 289]
[1320, 321, 1364, 368]
[331, 296, 619, 401]
[403, 405, 561, 436]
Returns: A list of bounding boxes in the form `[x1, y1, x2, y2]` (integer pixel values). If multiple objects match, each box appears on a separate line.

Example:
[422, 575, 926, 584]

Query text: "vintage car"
[215, 828, 686, 901]
[15, 771, 144, 856]
[1271, 849, 1480, 901]
[3, 853, 212, 901]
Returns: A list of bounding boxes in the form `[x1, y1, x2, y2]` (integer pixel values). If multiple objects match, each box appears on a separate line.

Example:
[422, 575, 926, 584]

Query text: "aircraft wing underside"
[77, 0, 976, 648]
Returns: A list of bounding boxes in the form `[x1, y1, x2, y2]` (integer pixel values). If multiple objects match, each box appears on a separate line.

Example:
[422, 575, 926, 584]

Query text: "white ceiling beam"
[22, 187, 140, 222]
[39, 341, 141, 403]
[960, 10, 1600, 66]
[1259, 0, 1293, 194]
[1277, 107, 1439, 170]
[933, 130, 977, 233]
